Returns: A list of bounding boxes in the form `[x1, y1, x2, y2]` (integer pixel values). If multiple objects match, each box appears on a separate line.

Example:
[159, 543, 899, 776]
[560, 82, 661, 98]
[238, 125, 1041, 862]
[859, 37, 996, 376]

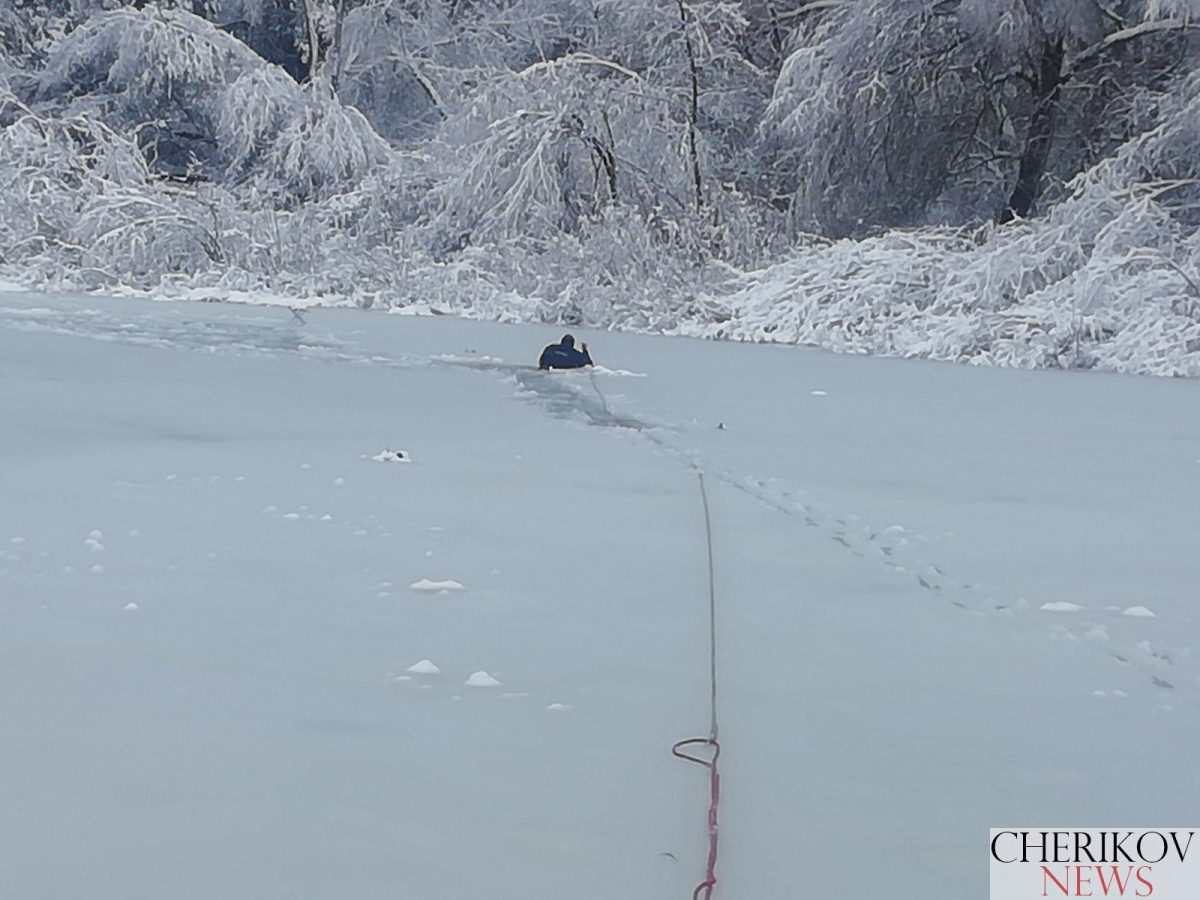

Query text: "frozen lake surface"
[1, 292, 1197, 899]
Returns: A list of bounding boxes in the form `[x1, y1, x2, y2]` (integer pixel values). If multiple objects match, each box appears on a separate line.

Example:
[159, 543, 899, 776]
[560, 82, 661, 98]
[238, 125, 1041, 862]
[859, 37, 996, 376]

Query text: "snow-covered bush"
[260, 79, 395, 202]
[686, 72, 1200, 377]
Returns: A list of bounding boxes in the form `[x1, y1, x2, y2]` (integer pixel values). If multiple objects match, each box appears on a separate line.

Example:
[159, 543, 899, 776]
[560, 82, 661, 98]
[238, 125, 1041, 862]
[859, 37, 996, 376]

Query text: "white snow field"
[1, 291, 1197, 900]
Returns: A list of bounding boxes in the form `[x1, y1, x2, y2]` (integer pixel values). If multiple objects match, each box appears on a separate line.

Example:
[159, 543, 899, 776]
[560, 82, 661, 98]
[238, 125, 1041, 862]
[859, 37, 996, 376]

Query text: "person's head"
[560, 334, 575, 348]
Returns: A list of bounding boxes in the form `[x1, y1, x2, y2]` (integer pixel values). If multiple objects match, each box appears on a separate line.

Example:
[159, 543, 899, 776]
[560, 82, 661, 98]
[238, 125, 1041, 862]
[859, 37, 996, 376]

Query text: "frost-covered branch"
[1067, 18, 1196, 74]
[776, 1, 845, 22]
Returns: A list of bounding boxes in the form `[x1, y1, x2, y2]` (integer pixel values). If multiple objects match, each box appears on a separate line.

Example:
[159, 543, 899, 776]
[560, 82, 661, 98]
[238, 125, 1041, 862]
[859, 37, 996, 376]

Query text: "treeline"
[2, 1, 1199, 375]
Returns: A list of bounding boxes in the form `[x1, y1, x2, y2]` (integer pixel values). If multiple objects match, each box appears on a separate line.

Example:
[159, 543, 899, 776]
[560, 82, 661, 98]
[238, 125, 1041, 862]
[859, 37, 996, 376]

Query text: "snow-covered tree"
[760, 0, 1200, 236]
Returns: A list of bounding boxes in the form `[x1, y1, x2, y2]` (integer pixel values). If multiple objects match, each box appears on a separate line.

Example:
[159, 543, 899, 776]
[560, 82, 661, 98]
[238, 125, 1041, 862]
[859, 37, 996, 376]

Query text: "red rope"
[699, 745, 721, 900]
[672, 736, 721, 899]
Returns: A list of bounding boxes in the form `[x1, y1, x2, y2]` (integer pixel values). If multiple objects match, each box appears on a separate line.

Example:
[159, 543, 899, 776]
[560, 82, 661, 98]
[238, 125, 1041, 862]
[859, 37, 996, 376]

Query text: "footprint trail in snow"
[494, 358, 1194, 702]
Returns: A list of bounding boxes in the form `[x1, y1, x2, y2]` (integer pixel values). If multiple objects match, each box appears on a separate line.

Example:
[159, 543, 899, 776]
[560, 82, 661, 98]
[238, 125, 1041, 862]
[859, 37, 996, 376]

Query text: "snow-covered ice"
[1123, 605, 1158, 618]
[0, 291, 1197, 900]
[406, 659, 440, 675]
[409, 579, 465, 592]
[465, 671, 502, 688]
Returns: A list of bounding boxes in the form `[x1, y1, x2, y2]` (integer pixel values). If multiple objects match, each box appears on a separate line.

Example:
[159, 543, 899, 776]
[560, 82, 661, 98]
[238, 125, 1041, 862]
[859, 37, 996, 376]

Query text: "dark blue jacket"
[539, 335, 593, 370]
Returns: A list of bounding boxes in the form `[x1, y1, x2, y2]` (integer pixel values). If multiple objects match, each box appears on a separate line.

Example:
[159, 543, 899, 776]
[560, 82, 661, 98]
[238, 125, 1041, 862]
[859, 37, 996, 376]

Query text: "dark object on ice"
[538, 334, 593, 370]
[373, 449, 408, 463]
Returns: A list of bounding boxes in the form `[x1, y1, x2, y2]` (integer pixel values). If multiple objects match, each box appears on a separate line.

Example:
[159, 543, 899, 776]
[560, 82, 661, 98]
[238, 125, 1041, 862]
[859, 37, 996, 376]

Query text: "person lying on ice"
[538, 334, 593, 370]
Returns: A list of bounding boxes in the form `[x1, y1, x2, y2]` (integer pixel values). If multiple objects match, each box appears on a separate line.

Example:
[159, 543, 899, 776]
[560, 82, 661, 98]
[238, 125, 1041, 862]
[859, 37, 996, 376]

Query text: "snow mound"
[123, 602, 139, 611]
[433, 353, 505, 364]
[592, 365, 647, 377]
[465, 671, 501, 688]
[1123, 606, 1158, 618]
[409, 579, 465, 592]
[406, 659, 440, 675]
[1040, 602, 1085, 613]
